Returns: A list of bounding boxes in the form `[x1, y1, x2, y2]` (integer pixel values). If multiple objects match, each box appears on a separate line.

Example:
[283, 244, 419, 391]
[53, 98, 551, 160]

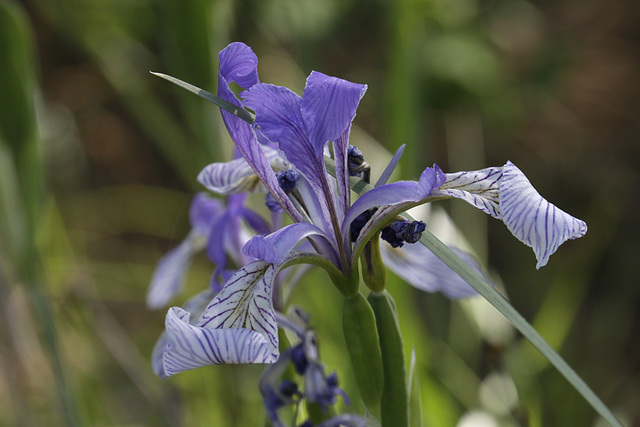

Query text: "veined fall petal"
[381, 240, 482, 299]
[197, 146, 289, 195]
[430, 161, 587, 268]
[499, 161, 587, 269]
[162, 260, 280, 375]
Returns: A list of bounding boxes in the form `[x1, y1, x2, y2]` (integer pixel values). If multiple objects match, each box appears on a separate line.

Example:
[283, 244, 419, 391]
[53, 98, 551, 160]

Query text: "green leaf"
[150, 72, 255, 125]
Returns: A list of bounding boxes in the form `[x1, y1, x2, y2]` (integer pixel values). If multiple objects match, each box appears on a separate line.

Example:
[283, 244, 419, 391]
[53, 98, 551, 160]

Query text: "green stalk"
[369, 291, 408, 427]
[342, 293, 383, 419]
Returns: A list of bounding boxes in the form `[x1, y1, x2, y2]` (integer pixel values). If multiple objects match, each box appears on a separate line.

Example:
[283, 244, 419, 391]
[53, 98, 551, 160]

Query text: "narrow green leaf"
[150, 72, 255, 124]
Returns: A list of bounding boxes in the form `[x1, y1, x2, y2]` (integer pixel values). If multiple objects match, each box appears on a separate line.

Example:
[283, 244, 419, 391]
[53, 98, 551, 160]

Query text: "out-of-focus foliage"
[1, 0, 638, 425]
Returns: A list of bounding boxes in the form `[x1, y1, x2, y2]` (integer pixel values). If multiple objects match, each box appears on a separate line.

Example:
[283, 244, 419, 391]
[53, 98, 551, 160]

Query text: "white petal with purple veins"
[197, 147, 287, 195]
[381, 239, 482, 299]
[162, 261, 279, 375]
[499, 161, 587, 269]
[428, 162, 587, 268]
[163, 308, 275, 375]
[434, 167, 503, 219]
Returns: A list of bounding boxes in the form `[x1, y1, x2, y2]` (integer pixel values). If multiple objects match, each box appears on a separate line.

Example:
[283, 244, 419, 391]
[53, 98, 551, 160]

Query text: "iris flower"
[159, 42, 587, 376]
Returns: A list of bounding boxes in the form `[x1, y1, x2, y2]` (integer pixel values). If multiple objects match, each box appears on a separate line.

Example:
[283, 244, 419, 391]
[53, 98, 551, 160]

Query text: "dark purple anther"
[381, 220, 426, 248]
[276, 169, 301, 192]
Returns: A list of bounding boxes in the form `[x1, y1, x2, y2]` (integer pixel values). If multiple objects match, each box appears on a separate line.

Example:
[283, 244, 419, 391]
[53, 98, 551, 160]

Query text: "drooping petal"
[146, 231, 203, 310]
[243, 223, 335, 264]
[197, 260, 279, 353]
[162, 261, 280, 375]
[163, 308, 276, 375]
[381, 240, 483, 299]
[428, 162, 587, 268]
[301, 71, 367, 158]
[197, 146, 288, 195]
[151, 289, 215, 378]
[499, 161, 587, 269]
[431, 166, 503, 219]
[151, 332, 170, 379]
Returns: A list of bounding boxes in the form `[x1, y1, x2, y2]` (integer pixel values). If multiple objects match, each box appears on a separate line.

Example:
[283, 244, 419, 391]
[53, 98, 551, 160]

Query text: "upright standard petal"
[217, 43, 303, 222]
[499, 161, 587, 269]
[162, 261, 279, 375]
[301, 72, 367, 158]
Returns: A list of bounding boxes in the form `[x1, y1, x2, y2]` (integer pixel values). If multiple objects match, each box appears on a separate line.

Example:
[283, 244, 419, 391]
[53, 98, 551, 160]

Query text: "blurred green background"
[1, 0, 639, 425]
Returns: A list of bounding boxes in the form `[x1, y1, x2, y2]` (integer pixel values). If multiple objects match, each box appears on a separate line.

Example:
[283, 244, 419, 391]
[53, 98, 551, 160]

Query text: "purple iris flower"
[160, 42, 587, 375]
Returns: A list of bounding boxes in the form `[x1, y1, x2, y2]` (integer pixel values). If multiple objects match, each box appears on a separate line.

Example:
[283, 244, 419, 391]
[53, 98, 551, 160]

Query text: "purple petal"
[216, 45, 303, 222]
[146, 231, 202, 310]
[301, 71, 367, 157]
[343, 164, 446, 242]
[151, 332, 170, 379]
[242, 84, 316, 172]
[333, 128, 352, 218]
[218, 42, 259, 90]
[163, 307, 276, 375]
[499, 161, 587, 269]
[375, 144, 406, 187]
[189, 193, 224, 234]
[381, 240, 483, 299]
[242, 223, 335, 264]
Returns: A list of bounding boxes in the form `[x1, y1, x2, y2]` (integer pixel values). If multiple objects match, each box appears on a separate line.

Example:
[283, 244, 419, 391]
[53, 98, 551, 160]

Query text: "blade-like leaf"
[151, 72, 255, 124]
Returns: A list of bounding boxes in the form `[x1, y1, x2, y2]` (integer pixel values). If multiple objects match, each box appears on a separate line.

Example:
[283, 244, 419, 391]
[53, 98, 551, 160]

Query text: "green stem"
[416, 227, 622, 427]
[342, 293, 383, 419]
[369, 291, 408, 427]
